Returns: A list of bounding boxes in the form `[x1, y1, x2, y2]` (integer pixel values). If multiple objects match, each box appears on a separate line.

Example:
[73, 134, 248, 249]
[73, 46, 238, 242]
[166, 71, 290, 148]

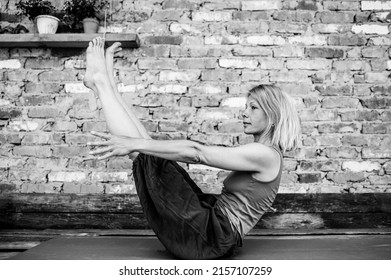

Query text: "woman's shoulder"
[244, 144, 282, 182]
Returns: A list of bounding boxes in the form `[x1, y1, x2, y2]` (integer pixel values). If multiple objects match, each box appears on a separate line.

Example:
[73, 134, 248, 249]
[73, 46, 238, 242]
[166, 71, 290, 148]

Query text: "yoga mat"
[9, 235, 391, 260]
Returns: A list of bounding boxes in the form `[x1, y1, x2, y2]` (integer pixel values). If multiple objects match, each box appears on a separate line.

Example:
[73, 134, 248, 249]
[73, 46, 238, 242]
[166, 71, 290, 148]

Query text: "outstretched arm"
[88, 132, 278, 174]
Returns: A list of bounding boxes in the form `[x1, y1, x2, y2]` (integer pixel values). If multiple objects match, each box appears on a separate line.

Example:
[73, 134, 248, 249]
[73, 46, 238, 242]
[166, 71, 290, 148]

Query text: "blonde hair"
[248, 84, 301, 153]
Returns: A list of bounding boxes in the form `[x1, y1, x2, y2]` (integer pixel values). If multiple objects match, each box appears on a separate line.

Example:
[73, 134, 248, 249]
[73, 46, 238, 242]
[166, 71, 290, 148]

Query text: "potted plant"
[16, 0, 59, 34]
[63, 0, 108, 33]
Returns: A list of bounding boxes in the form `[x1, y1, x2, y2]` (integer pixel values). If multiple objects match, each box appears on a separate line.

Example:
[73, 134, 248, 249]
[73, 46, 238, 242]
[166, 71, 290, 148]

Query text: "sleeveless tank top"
[215, 146, 283, 238]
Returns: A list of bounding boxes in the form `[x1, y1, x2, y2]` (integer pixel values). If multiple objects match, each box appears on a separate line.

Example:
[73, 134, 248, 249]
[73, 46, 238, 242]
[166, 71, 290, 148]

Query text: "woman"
[84, 37, 301, 259]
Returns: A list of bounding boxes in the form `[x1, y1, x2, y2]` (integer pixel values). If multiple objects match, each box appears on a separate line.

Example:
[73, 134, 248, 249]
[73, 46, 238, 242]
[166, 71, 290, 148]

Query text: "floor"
[8, 234, 391, 260]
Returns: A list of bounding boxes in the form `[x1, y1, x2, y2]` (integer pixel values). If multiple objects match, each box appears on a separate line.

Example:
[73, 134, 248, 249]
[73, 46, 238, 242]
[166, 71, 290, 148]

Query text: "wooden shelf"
[0, 33, 140, 48]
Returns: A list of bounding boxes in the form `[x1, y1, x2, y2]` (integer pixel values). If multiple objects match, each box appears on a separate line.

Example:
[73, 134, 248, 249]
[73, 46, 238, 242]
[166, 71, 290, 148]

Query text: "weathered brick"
[319, 11, 355, 23]
[362, 47, 387, 58]
[272, 10, 314, 22]
[313, 135, 342, 147]
[138, 59, 177, 70]
[192, 96, 220, 108]
[270, 71, 311, 83]
[227, 21, 269, 34]
[368, 175, 391, 185]
[322, 97, 360, 108]
[274, 46, 304, 57]
[232, 11, 268, 21]
[318, 122, 361, 134]
[177, 58, 217, 69]
[64, 83, 90, 94]
[260, 59, 285, 70]
[233, 47, 272, 57]
[365, 72, 389, 83]
[21, 183, 62, 193]
[152, 107, 196, 121]
[192, 12, 232, 22]
[20, 95, 53, 106]
[28, 107, 64, 118]
[9, 169, 48, 182]
[342, 161, 381, 172]
[381, 111, 391, 121]
[162, 0, 198, 10]
[25, 82, 62, 94]
[370, 36, 391, 45]
[362, 123, 391, 134]
[48, 171, 87, 182]
[150, 84, 187, 94]
[13, 146, 52, 158]
[242, 1, 282, 10]
[316, 85, 352, 96]
[8, 120, 40, 132]
[342, 135, 381, 147]
[332, 60, 366, 71]
[362, 1, 391, 10]
[312, 24, 350, 34]
[0, 59, 22, 69]
[105, 184, 135, 194]
[25, 58, 61, 69]
[324, 1, 360, 11]
[270, 22, 308, 34]
[219, 59, 258, 69]
[299, 160, 339, 172]
[145, 36, 183, 45]
[362, 148, 391, 159]
[152, 10, 182, 21]
[217, 120, 244, 133]
[205, 35, 239, 45]
[243, 35, 286, 46]
[324, 147, 359, 159]
[298, 173, 322, 183]
[341, 110, 379, 121]
[0, 108, 22, 120]
[370, 59, 389, 71]
[52, 146, 89, 158]
[288, 35, 327, 45]
[328, 35, 367, 46]
[39, 70, 78, 82]
[305, 47, 344, 58]
[352, 24, 389, 35]
[91, 172, 128, 182]
[159, 71, 200, 82]
[201, 69, 241, 81]
[384, 162, 391, 174]
[196, 108, 235, 121]
[327, 172, 366, 183]
[286, 59, 332, 70]
[158, 120, 190, 132]
[299, 109, 338, 121]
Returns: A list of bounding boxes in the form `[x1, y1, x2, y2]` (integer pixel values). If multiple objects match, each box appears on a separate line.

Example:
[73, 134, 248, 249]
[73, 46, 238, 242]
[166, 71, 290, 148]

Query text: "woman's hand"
[87, 131, 136, 160]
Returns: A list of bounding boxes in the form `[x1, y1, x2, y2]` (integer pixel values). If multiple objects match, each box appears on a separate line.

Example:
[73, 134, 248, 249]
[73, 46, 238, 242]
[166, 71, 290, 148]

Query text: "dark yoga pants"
[132, 154, 241, 259]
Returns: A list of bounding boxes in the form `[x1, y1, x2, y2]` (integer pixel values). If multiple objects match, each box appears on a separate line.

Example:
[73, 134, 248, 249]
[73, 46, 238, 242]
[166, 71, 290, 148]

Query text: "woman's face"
[242, 95, 268, 136]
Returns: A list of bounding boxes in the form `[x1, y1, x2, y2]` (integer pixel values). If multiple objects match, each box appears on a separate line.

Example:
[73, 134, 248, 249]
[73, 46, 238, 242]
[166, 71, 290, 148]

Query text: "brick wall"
[0, 0, 390, 195]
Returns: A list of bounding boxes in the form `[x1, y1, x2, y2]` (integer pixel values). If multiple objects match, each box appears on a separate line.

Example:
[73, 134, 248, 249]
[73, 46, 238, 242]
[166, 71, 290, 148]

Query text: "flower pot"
[83, 18, 99, 34]
[35, 15, 60, 34]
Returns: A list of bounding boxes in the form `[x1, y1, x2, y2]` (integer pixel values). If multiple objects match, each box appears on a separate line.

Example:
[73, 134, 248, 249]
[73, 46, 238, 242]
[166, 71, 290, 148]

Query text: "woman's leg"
[104, 42, 151, 140]
[83, 37, 146, 141]
[133, 154, 240, 259]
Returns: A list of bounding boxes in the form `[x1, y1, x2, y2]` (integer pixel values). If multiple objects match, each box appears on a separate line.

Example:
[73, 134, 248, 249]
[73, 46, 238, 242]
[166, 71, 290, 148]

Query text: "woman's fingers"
[91, 131, 111, 140]
[87, 141, 109, 147]
[97, 152, 115, 160]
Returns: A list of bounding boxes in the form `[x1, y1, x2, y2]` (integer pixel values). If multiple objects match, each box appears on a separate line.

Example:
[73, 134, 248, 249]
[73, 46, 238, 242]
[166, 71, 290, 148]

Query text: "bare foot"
[105, 42, 122, 88]
[83, 37, 109, 92]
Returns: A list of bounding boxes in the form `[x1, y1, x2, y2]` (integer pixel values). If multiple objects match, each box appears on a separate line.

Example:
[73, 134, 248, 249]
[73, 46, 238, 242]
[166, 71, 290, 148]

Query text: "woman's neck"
[253, 134, 272, 146]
